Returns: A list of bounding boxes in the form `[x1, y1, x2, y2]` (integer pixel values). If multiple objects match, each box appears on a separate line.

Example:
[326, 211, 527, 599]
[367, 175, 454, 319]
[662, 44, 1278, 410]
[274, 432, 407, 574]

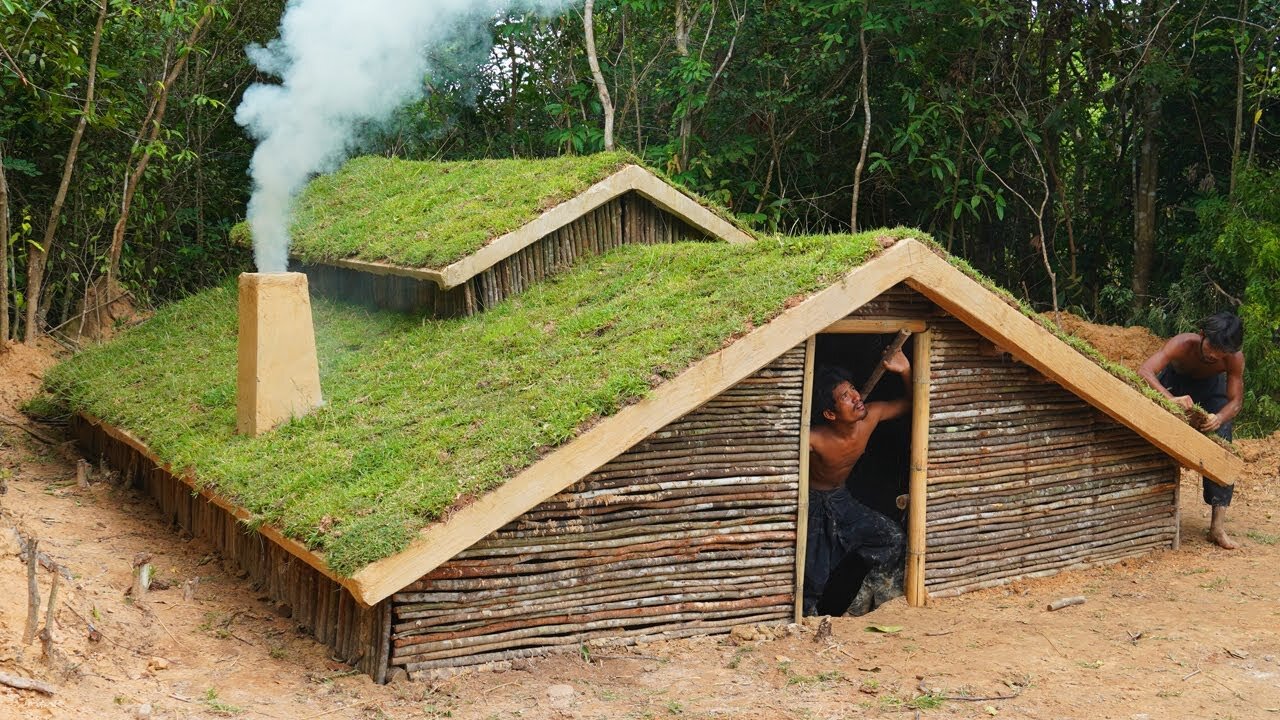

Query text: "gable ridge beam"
[437, 165, 754, 289]
[348, 239, 927, 605]
[903, 250, 1242, 486]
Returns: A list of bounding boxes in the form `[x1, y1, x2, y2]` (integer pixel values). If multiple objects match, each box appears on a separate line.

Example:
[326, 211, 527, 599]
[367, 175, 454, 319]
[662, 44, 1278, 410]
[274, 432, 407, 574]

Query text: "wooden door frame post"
[905, 328, 931, 607]
[794, 336, 816, 622]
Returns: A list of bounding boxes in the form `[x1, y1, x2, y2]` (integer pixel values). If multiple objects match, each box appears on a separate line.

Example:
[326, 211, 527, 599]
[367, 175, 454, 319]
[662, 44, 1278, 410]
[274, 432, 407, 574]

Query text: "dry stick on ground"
[0, 671, 56, 695]
[40, 566, 61, 660]
[24, 537, 40, 645]
[0, 414, 61, 445]
[1047, 595, 1086, 611]
[917, 678, 1025, 702]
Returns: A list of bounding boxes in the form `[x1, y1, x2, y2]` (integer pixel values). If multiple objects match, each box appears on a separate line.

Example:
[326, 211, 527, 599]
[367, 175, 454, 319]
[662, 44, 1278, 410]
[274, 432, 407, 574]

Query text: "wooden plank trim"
[438, 165, 753, 288]
[347, 240, 924, 605]
[794, 336, 815, 622]
[823, 318, 928, 333]
[76, 412, 363, 602]
[904, 251, 1242, 486]
[905, 329, 931, 607]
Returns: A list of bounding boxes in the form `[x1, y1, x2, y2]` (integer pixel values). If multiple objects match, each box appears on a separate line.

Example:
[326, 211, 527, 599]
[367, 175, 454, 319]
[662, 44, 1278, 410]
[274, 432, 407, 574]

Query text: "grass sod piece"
[229, 151, 752, 271]
[44, 233, 883, 576]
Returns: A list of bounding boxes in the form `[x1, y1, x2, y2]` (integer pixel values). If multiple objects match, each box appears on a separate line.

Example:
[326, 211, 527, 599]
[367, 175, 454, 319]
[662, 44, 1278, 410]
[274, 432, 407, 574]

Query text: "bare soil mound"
[0, 341, 61, 418]
[1055, 312, 1166, 373]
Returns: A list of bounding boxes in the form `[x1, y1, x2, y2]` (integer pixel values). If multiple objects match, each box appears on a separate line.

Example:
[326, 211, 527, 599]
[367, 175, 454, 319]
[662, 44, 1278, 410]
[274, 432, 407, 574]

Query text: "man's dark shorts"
[1157, 367, 1234, 506]
[804, 486, 904, 615]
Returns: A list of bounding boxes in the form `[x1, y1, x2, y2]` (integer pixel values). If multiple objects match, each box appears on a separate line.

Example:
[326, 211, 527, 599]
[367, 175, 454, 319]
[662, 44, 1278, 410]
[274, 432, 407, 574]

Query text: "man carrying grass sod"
[1139, 312, 1245, 549]
[804, 351, 910, 616]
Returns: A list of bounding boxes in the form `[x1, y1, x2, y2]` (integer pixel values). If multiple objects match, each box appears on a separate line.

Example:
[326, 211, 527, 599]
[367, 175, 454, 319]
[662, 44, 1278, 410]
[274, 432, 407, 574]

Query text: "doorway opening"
[805, 331, 914, 616]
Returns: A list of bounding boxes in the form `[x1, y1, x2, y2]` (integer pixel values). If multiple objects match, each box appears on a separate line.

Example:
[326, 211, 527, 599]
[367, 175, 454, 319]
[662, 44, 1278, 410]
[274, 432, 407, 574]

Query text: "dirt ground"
[1, 319, 1278, 720]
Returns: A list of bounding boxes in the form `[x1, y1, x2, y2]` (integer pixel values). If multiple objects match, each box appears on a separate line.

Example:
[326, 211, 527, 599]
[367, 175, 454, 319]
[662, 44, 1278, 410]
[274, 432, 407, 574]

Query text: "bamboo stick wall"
[923, 316, 1179, 598]
[301, 193, 709, 317]
[389, 345, 806, 677]
[843, 283, 1179, 598]
[69, 416, 392, 682]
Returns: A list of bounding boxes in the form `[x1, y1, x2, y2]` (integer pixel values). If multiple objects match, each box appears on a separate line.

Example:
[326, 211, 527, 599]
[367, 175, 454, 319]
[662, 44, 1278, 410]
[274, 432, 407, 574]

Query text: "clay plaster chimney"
[236, 272, 322, 436]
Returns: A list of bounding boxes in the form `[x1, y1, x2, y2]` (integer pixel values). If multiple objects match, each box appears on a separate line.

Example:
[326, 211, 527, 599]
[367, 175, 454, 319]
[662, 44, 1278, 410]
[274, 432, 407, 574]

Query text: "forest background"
[2, 0, 1278, 430]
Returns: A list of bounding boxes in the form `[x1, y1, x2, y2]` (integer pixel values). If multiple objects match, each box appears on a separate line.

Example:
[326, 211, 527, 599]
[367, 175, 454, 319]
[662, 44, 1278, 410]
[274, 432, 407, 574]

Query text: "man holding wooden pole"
[805, 337, 911, 616]
[1138, 312, 1245, 549]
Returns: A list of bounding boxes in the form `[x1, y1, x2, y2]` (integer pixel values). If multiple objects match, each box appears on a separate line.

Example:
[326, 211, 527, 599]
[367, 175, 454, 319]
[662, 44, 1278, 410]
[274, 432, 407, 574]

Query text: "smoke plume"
[236, 0, 563, 272]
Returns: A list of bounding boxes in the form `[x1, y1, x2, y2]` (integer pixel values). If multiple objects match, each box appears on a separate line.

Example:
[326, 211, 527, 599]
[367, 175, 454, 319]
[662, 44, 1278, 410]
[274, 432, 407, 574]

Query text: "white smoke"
[236, 0, 566, 272]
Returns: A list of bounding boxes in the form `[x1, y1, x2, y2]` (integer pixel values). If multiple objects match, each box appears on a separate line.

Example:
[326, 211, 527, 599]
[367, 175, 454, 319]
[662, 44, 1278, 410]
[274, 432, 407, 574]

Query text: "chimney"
[237, 272, 323, 436]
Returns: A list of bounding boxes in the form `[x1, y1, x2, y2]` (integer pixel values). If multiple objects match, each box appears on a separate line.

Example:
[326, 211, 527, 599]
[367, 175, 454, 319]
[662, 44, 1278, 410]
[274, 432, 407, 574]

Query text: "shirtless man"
[1138, 312, 1245, 549]
[804, 350, 910, 615]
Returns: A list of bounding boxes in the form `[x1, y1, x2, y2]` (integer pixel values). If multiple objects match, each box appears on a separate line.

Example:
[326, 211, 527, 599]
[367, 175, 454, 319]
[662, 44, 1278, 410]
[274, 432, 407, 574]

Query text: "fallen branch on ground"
[0, 671, 55, 695]
[917, 678, 1026, 702]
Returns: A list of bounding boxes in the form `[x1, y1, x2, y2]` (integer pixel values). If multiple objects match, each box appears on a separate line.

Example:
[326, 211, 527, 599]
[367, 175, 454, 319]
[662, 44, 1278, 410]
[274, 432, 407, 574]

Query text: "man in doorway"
[1138, 312, 1245, 549]
[805, 350, 910, 616]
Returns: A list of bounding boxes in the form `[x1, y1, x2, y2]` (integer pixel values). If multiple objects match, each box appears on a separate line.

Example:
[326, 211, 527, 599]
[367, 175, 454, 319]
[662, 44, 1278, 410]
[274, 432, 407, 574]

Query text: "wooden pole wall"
[839, 283, 1179, 600]
[69, 416, 392, 683]
[922, 316, 1179, 598]
[389, 345, 805, 677]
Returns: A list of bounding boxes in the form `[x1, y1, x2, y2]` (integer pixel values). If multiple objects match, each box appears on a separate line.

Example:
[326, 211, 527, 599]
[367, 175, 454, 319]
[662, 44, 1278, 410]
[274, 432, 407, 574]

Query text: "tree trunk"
[1132, 81, 1159, 314]
[850, 10, 871, 232]
[23, 0, 107, 344]
[584, 0, 615, 151]
[107, 8, 213, 286]
[0, 145, 10, 343]
[674, 1, 692, 172]
[1130, 0, 1163, 315]
[1229, 0, 1248, 197]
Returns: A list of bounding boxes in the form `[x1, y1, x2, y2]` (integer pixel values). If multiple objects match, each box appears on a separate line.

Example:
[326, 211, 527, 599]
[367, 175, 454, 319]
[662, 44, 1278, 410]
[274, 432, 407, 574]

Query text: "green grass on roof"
[230, 151, 747, 270]
[44, 232, 892, 576]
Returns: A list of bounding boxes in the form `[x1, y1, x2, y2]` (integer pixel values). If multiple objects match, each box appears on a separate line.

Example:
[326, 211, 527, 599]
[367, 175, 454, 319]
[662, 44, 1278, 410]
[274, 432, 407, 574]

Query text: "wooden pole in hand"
[859, 328, 912, 398]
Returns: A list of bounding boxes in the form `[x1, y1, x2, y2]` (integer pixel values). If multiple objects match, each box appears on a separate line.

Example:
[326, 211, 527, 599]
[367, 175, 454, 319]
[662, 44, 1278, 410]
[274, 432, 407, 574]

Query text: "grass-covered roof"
[44, 231, 905, 576]
[230, 151, 745, 271]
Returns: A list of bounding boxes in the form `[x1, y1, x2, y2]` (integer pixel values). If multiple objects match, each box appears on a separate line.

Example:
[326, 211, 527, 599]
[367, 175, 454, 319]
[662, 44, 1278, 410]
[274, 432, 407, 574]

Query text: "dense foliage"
[4, 1, 1278, 426]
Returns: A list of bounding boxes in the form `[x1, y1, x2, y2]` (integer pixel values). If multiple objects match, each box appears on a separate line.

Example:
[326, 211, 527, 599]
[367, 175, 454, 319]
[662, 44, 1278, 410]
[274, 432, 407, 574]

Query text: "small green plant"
[785, 668, 844, 685]
[1199, 576, 1229, 591]
[726, 647, 750, 669]
[1077, 660, 1104, 669]
[665, 699, 684, 715]
[202, 688, 243, 716]
[1179, 566, 1211, 575]
[1246, 530, 1278, 545]
[910, 692, 946, 710]
[268, 644, 287, 659]
[579, 643, 592, 664]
